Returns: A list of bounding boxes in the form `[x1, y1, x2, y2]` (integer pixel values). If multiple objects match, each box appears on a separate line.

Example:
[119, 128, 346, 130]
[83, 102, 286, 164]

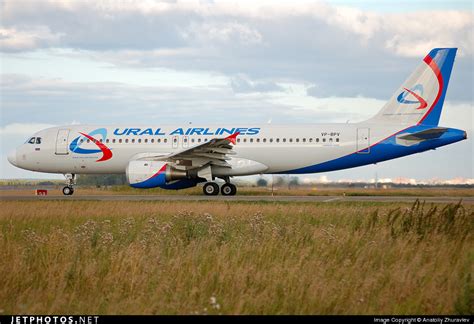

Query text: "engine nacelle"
[126, 161, 188, 189]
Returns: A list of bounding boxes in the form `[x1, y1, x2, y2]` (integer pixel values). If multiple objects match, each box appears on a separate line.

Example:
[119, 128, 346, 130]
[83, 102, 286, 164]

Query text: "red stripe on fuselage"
[418, 55, 443, 125]
[79, 132, 113, 162]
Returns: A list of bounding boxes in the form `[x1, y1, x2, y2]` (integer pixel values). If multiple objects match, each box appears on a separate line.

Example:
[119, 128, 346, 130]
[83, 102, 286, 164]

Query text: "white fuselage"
[10, 122, 402, 176]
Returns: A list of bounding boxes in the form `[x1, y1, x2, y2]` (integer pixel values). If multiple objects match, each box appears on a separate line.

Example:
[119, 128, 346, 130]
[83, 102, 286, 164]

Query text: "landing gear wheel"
[62, 186, 74, 196]
[221, 183, 237, 196]
[203, 182, 219, 196]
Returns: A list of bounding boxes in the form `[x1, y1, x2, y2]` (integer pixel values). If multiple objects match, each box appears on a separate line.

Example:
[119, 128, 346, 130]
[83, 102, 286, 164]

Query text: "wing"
[135, 132, 240, 169]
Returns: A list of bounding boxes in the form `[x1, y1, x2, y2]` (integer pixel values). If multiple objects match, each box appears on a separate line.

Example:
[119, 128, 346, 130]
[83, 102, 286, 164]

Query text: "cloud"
[0, 74, 297, 125]
[1, 1, 472, 99]
[230, 74, 284, 93]
[0, 123, 56, 136]
[185, 22, 263, 46]
[1, 1, 471, 55]
[0, 26, 62, 52]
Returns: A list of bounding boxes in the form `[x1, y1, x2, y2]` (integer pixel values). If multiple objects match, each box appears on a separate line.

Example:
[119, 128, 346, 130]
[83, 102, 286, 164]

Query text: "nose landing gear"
[62, 173, 76, 196]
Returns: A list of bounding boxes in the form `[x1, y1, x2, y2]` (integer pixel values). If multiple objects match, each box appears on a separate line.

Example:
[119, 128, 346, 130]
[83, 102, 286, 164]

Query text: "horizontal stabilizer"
[396, 127, 448, 146]
[397, 127, 448, 141]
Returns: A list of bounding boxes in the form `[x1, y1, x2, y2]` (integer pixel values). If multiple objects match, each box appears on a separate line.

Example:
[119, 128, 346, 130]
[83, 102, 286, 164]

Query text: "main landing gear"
[203, 182, 237, 196]
[62, 173, 76, 196]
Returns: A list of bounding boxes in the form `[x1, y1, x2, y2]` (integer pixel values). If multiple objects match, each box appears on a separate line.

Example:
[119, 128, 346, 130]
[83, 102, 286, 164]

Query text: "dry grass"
[2, 186, 473, 197]
[0, 200, 472, 315]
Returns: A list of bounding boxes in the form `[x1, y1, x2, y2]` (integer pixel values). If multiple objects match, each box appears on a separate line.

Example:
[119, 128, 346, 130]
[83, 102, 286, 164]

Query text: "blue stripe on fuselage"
[280, 126, 466, 174]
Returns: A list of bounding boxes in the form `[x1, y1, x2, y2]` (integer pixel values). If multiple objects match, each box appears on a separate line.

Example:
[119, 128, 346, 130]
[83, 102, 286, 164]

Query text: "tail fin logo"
[69, 128, 113, 162]
[397, 84, 428, 109]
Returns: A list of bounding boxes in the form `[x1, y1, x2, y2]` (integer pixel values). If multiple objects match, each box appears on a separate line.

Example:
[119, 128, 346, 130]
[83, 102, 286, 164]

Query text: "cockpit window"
[28, 137, 36, 144]
[36, 137, 42, 144]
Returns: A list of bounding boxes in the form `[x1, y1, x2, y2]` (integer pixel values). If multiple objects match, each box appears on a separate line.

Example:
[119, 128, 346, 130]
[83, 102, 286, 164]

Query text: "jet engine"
[126, 161, 196, 189]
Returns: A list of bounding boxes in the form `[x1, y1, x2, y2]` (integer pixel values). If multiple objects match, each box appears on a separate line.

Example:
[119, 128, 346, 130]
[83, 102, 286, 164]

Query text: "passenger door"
[55, 129, 70, 155]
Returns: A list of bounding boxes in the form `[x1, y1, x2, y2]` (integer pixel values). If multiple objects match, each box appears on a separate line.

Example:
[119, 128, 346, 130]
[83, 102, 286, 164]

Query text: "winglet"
[225, 132, 240, 145]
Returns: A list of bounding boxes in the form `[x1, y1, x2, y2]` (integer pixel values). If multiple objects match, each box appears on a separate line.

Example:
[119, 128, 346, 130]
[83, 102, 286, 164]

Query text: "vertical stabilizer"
[369, 48, 457, 126]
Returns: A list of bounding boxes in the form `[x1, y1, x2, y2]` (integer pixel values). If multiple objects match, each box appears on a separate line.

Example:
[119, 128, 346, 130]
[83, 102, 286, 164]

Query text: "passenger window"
[164, 139, 168, 143]
[323, 138, 326, 142]
[283, 138, 286, 142]
[138, 139, 141, 143]
[173, 138, 177, 143]
[151, 139, 154, 143]
[125, 139, 129, 143]
[106, 139, 109, 143]
[87, 139, 90, 143]
[302, 138, 306, 143]
[336, 138, 339, 142]
[289, 138, 293, 143]
[309, 138, 313, 142]
[119, 139, 122, 143]
[198, 138, 201, 143]
[316, 138, 319, 143]
[28, 137, 36, 144]
[269, 138, 273, 143]
[237, 138, 241, 143]
[256, 138, 260, 143]
[157, 138, 160, 143]
[132, 139, 135, 143]
[250, 138, 254, 143]
[276, 138, 280, 143]
[144, 139, 147, 143]
[296, 138, 299, 143]
[191, 138, 195, 143]
[329, 138, 333, 142]
[243, 138, 247, 143]
[35, 137, 42, 144]
[112, 139, 116, 143]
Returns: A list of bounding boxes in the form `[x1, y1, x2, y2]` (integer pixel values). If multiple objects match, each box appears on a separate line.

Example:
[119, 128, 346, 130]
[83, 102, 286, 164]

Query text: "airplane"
[7, 48, 467, 196]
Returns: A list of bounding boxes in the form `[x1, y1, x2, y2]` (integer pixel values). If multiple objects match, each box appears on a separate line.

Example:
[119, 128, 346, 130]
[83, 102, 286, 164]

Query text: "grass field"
[2, 185, 474, 197]
[0, 200, 472, 314]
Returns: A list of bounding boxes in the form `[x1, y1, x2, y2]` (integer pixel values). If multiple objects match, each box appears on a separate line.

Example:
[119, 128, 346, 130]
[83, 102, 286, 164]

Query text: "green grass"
[0, 200, 472, 314]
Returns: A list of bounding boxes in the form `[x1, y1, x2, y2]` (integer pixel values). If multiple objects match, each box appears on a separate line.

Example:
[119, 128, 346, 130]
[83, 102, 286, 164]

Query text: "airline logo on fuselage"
[396, 84, 428, 110]
[69, 128, 113, 162]
[113, 127, 260, 136]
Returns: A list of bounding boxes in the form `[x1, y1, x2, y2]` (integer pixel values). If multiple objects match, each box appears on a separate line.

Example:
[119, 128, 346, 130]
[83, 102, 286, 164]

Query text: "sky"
[0, 0, 473, 182]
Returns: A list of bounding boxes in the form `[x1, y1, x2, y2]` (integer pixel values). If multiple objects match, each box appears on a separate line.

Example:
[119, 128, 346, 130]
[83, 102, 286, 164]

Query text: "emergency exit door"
[55, 129, 70, 155]
[356, 128, 370, 154]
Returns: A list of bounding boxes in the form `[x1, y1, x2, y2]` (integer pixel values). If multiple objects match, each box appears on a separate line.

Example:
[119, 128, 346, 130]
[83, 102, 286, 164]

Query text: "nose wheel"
[62, 186, 74, 196]
[62, 173, 76, 196]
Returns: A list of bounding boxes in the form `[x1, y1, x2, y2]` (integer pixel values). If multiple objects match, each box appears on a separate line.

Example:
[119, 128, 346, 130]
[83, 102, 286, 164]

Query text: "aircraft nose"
[7, 150, 17, 167]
